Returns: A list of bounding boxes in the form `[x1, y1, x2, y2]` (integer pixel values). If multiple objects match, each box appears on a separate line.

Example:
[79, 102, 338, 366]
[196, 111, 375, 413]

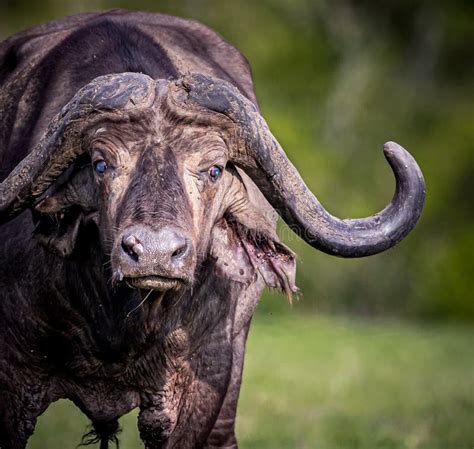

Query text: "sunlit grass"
[28, 309, 474, 449]
[238, 309, 474, 449]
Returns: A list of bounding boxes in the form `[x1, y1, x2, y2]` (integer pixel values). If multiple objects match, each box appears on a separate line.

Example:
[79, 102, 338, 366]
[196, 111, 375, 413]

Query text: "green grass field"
[28, 310, 474, 449]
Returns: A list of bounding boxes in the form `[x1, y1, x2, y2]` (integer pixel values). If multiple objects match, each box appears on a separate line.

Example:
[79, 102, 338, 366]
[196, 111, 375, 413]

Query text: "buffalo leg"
[204, 323, 250, 449]
[0, 388, 48, 449]
[138, 328, 234, 448]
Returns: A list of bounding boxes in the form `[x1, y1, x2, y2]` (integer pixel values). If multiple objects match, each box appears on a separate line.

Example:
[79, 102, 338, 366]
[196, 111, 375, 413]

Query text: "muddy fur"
[0, 11, 296, 449]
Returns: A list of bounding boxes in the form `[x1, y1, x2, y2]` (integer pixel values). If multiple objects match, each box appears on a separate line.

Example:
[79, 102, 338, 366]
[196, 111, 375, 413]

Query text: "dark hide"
[0, 11, 294, 449]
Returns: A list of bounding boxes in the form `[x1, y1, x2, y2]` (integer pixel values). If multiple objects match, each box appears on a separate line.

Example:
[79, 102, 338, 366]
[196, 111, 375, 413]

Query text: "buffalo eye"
[208, 165, 222, 182]
[93, 160, 107, 174]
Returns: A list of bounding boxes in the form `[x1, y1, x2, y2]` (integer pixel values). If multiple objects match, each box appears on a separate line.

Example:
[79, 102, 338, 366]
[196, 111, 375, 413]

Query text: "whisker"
[107, 274, 116, 286]
[174, 288, 188, 307]
[126, 289, 153, 318]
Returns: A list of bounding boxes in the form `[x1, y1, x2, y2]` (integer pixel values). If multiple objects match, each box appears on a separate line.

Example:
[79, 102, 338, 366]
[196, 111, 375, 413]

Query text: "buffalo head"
[0, 72, 425, 293]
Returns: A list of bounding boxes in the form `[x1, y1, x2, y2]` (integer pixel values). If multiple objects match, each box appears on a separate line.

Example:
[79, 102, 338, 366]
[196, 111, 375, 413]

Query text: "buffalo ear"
[33, 208, 83, 257]
[33, 163, 97, 257]
[212, 167, 298, 300]
[225, 217, 298, 302]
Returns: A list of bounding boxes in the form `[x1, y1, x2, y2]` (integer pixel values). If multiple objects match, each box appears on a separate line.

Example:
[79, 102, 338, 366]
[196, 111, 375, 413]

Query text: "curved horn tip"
[382, 141, 424, 171]
[382, 141, 425, 185]
[383, 141, 406, 158]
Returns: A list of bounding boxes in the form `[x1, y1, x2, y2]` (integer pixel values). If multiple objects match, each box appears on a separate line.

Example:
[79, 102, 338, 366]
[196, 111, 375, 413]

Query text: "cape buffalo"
[0, 10, 425, 449]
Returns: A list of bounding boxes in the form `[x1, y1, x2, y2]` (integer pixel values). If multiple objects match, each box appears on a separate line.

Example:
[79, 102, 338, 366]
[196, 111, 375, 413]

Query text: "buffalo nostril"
[121, 234, 143, 262]
[171, 246, 185, 259]
[170, 238, 190, 261]
[123, 234, 139, 248]
[132, 242, 144, 256]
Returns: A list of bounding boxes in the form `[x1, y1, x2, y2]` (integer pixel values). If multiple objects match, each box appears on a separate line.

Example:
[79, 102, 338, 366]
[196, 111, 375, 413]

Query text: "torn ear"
[213, 166, 298, 301]
[33, 161, 97, 257]
[228, 217, 298, 303]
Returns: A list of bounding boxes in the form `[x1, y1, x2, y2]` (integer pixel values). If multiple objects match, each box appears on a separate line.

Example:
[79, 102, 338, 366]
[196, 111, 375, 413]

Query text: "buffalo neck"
[30, 224, 235, 380]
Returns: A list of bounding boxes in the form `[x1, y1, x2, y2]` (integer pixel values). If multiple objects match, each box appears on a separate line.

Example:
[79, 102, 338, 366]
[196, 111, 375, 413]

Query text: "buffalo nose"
[120, 226, 193, 273]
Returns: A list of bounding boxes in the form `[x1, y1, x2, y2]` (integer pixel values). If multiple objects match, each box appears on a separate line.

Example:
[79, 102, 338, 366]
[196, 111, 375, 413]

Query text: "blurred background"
[0, 1, 472, 448]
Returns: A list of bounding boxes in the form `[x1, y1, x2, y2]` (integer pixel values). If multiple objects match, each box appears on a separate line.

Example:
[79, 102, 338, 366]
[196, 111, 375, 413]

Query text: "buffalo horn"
[177, 73, 425, 258]
[0, 72, 155, 224]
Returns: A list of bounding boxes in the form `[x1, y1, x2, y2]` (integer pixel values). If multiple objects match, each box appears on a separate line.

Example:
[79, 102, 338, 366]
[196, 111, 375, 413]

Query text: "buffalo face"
[85, 116, 236, 291]
[22, 75, 294, 294]
[0, 72, 425, 295]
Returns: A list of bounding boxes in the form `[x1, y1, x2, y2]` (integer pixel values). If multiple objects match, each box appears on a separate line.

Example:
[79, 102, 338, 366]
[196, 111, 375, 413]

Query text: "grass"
[28, 308, 474, 449]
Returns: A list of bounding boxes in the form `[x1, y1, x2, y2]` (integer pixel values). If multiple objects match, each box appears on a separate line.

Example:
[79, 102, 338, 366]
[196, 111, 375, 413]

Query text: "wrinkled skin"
[0, 9, 426, 449]
[0, 11, 296, 449]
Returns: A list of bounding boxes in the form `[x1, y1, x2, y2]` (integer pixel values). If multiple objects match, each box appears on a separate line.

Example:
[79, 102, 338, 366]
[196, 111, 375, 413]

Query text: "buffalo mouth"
[125, 275, 183, 291]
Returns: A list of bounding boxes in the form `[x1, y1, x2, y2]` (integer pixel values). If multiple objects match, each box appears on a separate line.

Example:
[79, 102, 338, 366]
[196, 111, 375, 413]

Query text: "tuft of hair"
[78, 420, 121, 449]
